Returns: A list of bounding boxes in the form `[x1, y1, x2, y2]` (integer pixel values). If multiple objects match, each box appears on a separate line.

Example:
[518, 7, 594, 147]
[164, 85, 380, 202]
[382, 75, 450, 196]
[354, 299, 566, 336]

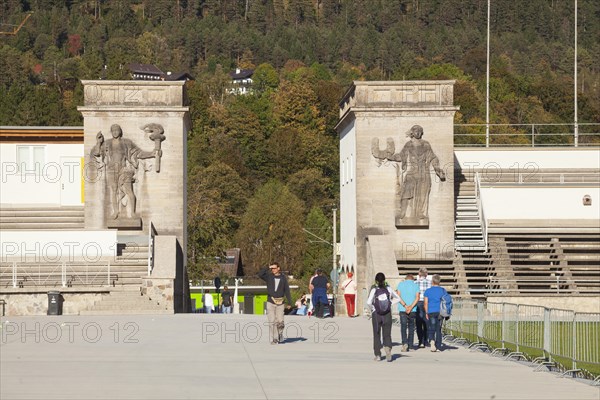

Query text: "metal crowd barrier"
[443, 299, 600, 381]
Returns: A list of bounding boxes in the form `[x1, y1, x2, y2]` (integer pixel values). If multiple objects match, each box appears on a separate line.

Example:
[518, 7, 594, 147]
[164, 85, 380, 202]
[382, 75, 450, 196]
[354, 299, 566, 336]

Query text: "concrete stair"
[455, 195, 486, 251]
[79, 290, 172, 315]
[0, 206, 84, 230]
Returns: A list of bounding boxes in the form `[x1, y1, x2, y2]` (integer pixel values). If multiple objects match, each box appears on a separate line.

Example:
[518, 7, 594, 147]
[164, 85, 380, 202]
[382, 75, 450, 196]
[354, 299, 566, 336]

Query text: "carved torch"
[142, 123, 166, 172]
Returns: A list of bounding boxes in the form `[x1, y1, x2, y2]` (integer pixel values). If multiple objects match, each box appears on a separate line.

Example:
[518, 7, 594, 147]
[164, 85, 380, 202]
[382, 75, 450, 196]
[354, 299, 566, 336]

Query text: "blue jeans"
[204, 306, 212, 314]
[416, 301, 428, 345]
[427, 312, 443, 349]
[222, 306, 232, 314]
[312, 288, 328, 317]
[400, 312, 416, 347]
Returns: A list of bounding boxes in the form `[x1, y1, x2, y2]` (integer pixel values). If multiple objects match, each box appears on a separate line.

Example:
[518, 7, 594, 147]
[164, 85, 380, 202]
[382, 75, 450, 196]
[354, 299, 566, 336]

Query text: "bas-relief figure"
[372, 125, 446, 228]
[90, 123, 165, 226]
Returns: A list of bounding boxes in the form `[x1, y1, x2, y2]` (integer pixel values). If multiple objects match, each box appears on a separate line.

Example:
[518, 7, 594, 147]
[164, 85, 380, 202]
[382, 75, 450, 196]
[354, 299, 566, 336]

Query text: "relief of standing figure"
[90, 124, 162, 221]
[372, 125, 446, 227]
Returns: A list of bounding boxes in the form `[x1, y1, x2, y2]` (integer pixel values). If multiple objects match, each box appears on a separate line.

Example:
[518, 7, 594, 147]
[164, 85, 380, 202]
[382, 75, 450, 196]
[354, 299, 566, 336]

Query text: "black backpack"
[373, 287, 391, 315]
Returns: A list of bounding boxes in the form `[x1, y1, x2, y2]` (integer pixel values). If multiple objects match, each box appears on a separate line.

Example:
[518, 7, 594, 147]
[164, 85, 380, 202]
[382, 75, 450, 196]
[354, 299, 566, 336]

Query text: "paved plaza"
[1, 313, 599, 400]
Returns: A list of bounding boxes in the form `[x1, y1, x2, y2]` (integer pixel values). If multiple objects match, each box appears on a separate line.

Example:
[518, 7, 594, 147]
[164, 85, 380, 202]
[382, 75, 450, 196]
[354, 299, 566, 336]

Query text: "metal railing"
[454, 123, 600, 147]
[474, 172, 488, 249]
[444, 299, 600, 381]
[0, 261, 116, 288]
[476, 169, 600, 186]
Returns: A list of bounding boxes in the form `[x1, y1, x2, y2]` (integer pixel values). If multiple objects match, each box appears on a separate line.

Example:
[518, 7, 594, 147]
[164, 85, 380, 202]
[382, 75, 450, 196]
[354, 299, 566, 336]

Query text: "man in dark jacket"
[258, 263, 292, 344]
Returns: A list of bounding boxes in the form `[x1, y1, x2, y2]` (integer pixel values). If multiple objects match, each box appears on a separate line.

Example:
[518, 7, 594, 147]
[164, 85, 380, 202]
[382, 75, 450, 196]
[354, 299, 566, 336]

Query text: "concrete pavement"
[1, 314, 599, 399]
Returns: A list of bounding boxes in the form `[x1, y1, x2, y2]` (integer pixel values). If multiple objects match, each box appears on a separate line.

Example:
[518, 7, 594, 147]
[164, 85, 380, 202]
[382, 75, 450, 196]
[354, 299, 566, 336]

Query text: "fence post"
[531, 124, 535, 147]
[572, 312, 577, 371]
[12, 261, 17, 288]
[516, 304, 520, 353]
[501, 302, 506, 350]
[543, 308, 551, 361]
[477, 301, 484, 340]
[62, 262, 66, 288]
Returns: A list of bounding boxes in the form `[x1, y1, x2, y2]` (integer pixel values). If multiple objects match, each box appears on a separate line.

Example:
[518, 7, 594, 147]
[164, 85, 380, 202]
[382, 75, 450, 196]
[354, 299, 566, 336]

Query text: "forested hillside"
[1, 0, 599, 281]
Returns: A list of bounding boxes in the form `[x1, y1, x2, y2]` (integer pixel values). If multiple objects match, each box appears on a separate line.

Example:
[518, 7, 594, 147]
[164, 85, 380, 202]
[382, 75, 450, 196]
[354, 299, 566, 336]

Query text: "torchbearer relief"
[372, 125, 446, 228]
[90, 123, 165, 228]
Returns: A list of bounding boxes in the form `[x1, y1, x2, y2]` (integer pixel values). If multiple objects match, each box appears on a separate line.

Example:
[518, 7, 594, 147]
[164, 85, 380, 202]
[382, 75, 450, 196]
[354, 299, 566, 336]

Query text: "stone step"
[0, 216, 85, 223]
[0, 223, 85, 230]
[79, 309, 173, 315]
[456, 227, 483, 232]
[456, 234, 485, 239]
[113, 258, 148, 265]
[455, 221, 482, 226]
[0, 207, 83, 215]
[92, 301, 164, 309]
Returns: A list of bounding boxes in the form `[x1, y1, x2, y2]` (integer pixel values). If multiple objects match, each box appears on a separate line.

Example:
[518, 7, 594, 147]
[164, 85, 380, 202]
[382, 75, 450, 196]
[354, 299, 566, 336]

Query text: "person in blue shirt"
[424, 274, 447, 352]
[396, 274, 420, 352]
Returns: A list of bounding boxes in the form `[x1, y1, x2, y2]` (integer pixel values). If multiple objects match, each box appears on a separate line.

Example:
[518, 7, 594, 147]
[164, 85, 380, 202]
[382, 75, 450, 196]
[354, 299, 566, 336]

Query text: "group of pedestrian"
[368, 268, 450, 362]
[201, 286, 233, 314]
[202, 263, 449, 359]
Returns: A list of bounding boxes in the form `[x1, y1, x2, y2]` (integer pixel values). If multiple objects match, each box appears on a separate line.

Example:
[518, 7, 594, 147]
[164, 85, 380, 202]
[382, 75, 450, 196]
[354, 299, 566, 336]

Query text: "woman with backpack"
[367, 272, 400, 362]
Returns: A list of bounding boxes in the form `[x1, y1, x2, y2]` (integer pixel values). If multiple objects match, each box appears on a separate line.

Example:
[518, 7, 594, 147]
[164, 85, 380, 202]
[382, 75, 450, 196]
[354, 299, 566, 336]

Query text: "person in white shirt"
[415, 267, 432, 347]
[366, 272, 401, 362]
[203, 289, 214, 314]
[340, 272, 357, 317]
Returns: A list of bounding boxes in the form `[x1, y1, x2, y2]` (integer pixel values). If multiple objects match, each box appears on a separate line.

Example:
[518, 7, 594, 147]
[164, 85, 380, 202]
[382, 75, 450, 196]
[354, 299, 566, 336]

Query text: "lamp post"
[486, 0, 491, 147]
[574, 0, 579, 147]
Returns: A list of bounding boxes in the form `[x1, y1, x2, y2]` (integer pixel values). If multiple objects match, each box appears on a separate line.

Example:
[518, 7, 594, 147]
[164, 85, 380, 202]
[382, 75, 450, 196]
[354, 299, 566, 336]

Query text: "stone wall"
[142, 235, 190, 313]
[0, 292, 104, 316]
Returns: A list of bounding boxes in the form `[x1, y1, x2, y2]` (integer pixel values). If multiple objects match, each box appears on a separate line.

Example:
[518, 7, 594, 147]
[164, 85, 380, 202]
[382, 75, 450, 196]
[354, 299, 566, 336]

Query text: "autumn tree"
[236, 180, 306, 276]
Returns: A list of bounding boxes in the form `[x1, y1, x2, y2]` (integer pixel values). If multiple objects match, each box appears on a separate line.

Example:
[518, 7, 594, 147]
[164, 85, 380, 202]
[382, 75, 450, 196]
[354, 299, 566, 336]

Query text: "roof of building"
[0, 126, 83, 143]
[164, 71, 195, 81]
[218, 248, 244, 277]
[128, 63, 164, 75]
[230, 69, 254, 80]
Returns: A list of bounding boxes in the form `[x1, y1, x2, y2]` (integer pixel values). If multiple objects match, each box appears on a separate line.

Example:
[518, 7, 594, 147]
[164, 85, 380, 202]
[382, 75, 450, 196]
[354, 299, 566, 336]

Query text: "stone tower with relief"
[336, 81, 458, 313]
[78, 80, 189, 248]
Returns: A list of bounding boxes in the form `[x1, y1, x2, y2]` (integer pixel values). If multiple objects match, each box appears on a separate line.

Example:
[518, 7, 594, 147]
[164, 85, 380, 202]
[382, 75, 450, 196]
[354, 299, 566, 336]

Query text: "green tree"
[302, 206, 333, 278]
[252, 62, 279, 93]
[236, 180, 306, 276]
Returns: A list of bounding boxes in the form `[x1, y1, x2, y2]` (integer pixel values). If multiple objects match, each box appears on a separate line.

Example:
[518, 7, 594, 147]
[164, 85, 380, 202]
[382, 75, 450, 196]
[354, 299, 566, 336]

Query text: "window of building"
[17, 145, 45, 173]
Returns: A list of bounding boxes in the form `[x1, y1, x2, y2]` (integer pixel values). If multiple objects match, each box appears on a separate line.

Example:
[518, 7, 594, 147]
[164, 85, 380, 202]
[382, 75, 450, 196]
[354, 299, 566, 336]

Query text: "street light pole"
[574, 0, 579, 147]
[332, 208, 337, 273]
[486, 0, 491, 147]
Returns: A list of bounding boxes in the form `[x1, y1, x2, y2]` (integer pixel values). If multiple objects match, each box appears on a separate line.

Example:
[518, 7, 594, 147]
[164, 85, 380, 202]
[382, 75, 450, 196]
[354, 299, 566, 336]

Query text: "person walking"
[396, 274, 420, 351]
[258, 263, 292, 344]
[415, 267, 432, 348]
[424, 274, 446, 352]
[367, 272, 400, 362]
[221, 285, 233, 314]
[203, 289, 214, 314]
[309, 269, 330, 318]
[340, 272, 357, 317]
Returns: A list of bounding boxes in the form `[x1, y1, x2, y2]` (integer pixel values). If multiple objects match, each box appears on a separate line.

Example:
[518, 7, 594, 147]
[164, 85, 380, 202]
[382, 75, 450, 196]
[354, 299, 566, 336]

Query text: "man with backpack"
[424, 274, 452, 352]
[366, 272, 401, 362]
[309, 269, 330, 318]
